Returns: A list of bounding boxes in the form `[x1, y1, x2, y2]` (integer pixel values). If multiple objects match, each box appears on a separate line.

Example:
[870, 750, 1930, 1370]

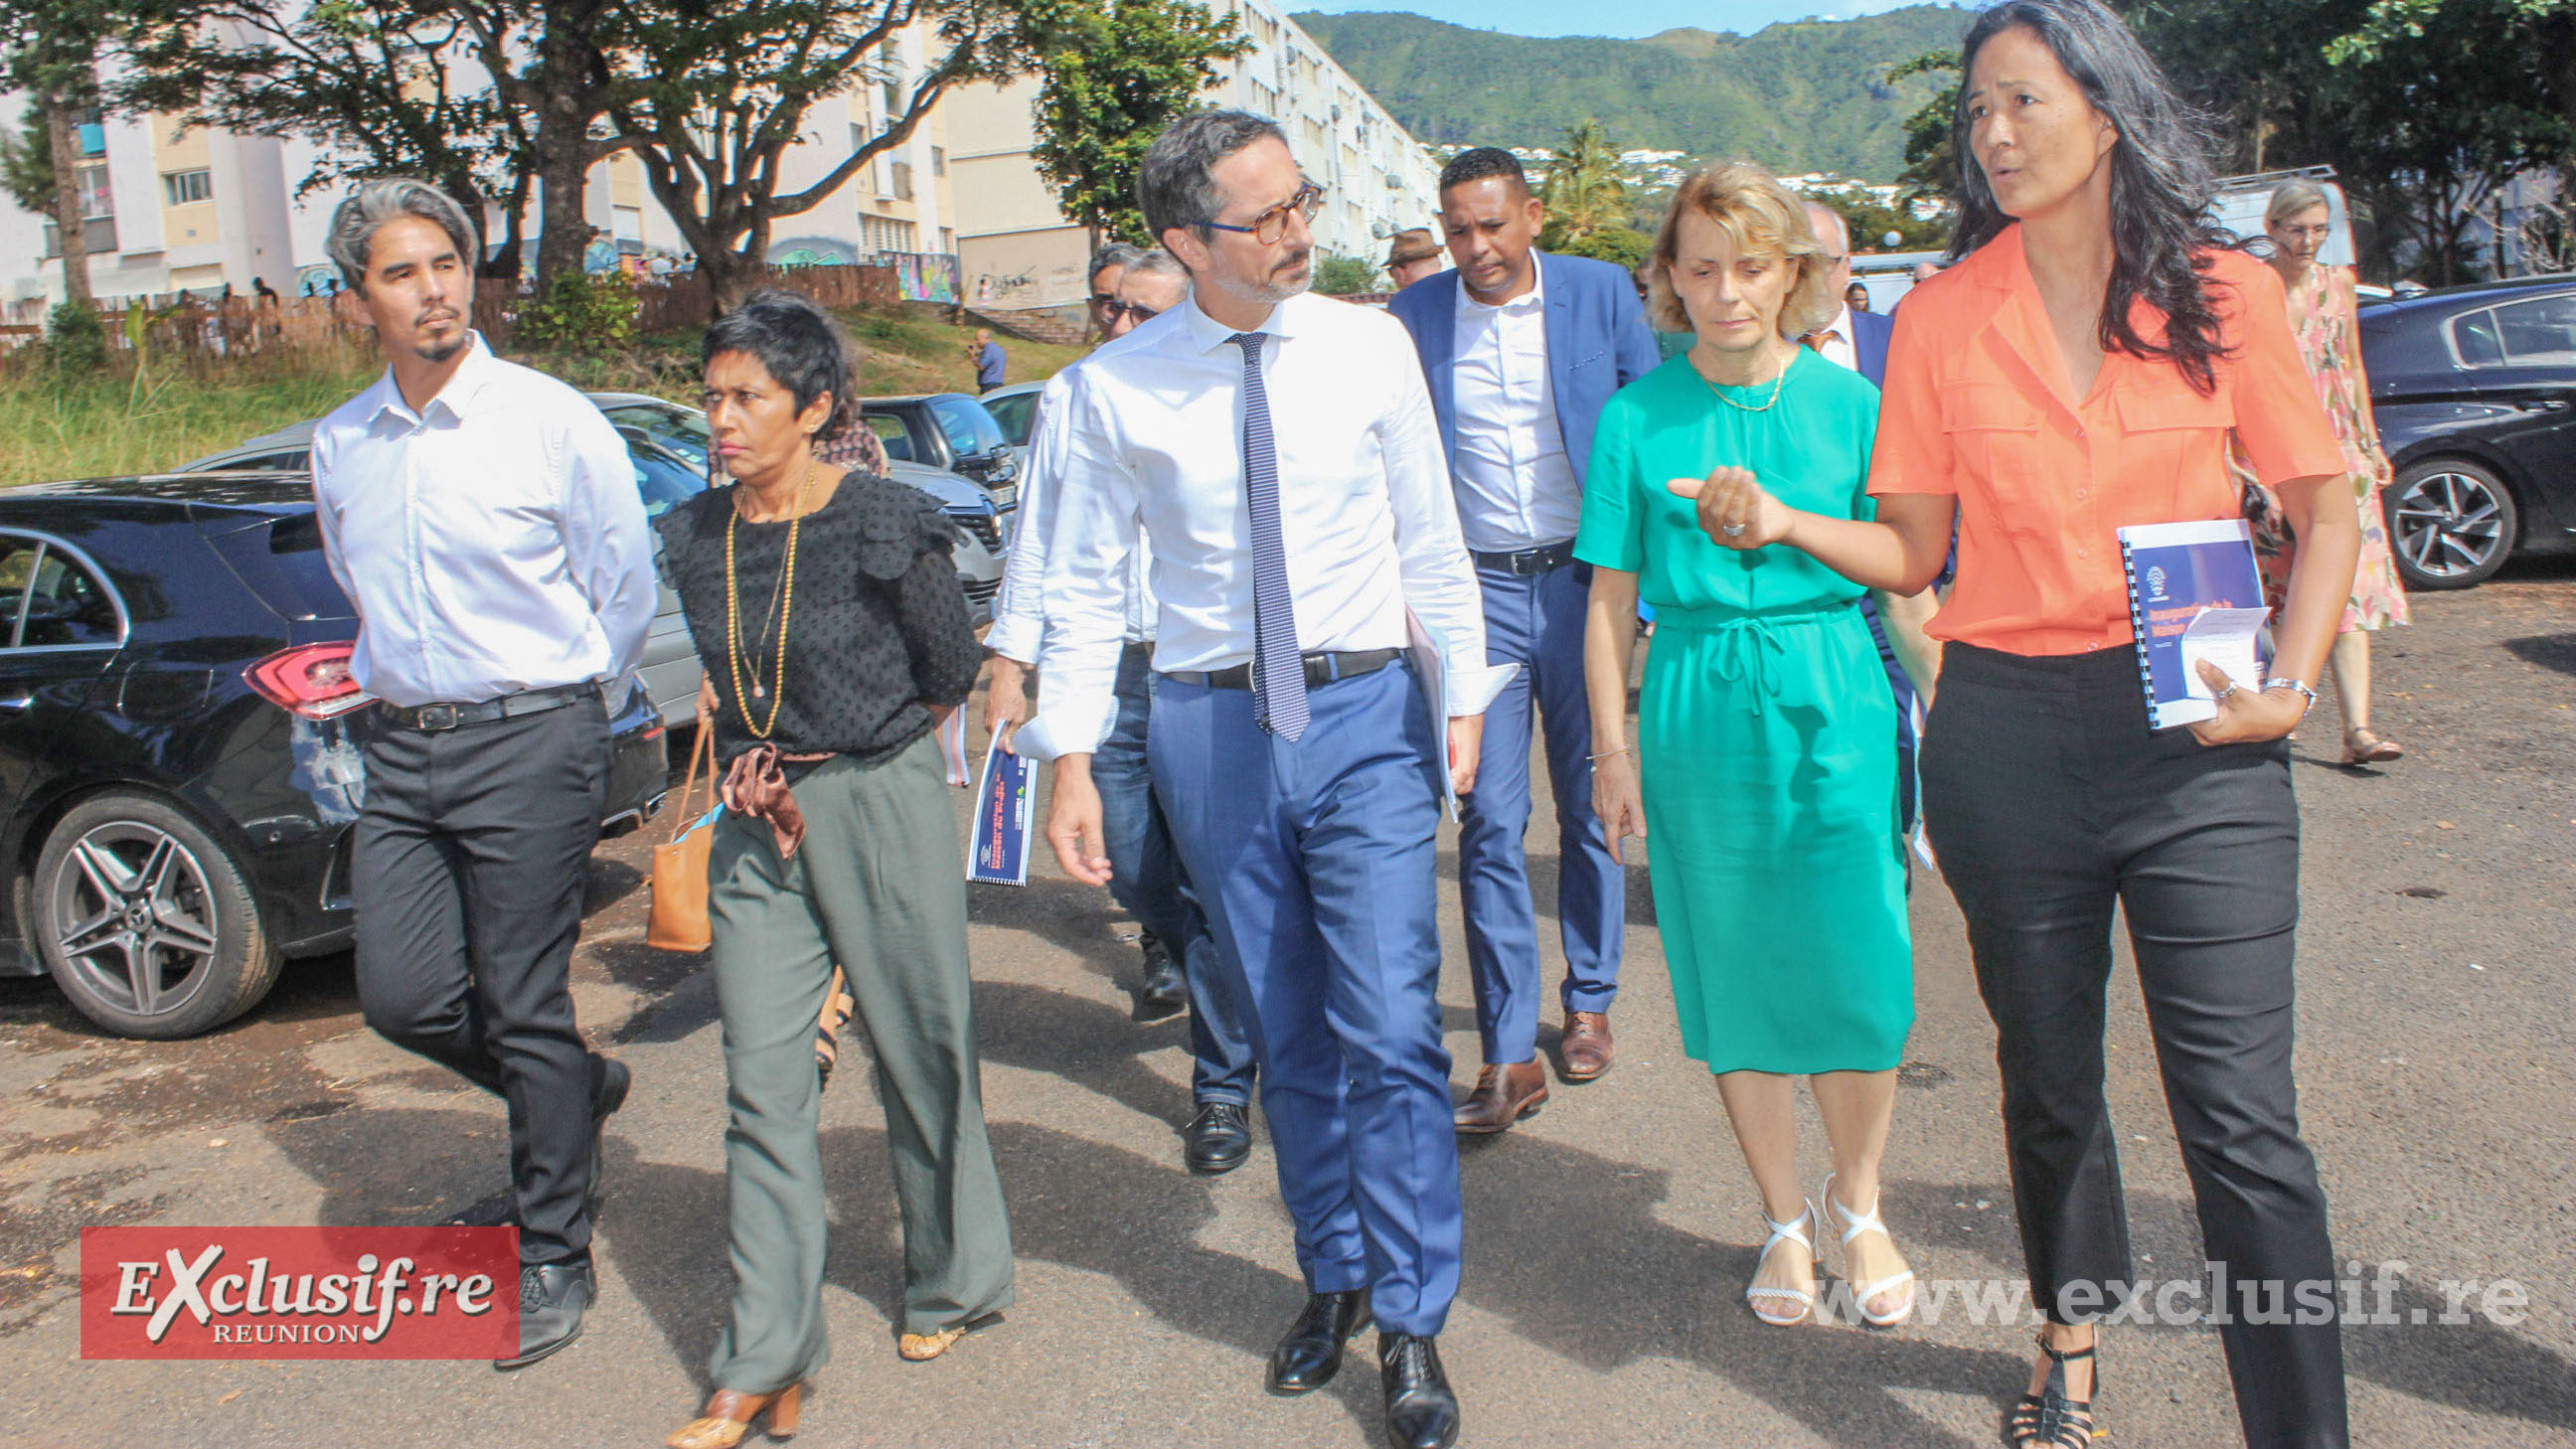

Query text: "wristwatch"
[2263, 677, 2319, 719]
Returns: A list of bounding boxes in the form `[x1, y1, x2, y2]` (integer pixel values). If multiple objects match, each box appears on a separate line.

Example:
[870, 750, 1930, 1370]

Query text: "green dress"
[1573, 349, 1913, 1074]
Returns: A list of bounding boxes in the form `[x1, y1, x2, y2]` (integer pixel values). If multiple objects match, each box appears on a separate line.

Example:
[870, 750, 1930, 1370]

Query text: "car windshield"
[929, 396, 1009, 460]
[983, 391, 1038, 448]
[629, 442, 707, 518]
[602, 403, 712, 470]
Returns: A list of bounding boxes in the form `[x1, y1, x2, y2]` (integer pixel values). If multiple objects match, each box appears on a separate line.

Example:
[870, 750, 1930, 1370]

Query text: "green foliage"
[1312, 252, 1379, 295]
[1807, 184, 1949, 252]
[513, 268, 639, 355]
[1031, 0, 1252, 245]
[1886, 50, 1959, 212]
[0, 101, 49, 218]
[1537, 119, 1629, 244]
[1291, 6, 1973, 179]
[44, 302, 107, 376]
[1548, 226, 1653, 270]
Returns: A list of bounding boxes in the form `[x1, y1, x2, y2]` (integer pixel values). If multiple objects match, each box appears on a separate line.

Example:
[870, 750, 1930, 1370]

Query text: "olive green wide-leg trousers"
[702, 732, 1014, 1392]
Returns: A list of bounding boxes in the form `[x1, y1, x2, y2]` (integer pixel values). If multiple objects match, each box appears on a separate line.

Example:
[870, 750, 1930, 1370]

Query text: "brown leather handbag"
[646, 717, 720, 952]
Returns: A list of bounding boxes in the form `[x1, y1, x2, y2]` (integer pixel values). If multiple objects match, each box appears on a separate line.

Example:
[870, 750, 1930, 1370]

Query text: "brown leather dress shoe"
[1453, 1060, 1548, 1134]
[1559, 1011, 1614, 1082]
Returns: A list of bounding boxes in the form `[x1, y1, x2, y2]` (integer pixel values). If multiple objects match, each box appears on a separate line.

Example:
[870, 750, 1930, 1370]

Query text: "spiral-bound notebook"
[2116, 519, 2269, 729]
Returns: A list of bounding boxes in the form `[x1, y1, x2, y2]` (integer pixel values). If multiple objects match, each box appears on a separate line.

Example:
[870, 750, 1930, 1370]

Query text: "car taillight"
[244, 643, 376, 720]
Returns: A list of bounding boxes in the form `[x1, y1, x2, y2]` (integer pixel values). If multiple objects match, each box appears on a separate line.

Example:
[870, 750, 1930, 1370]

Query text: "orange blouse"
[1868, 226, 2344, 657]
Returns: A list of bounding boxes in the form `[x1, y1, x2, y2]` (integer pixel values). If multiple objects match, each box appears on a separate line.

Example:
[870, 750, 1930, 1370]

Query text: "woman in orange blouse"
[1672, 3, 2356, 1446]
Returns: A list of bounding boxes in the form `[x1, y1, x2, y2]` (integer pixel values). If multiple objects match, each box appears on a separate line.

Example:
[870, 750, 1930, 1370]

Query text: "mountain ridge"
[1288, 7, 1973, 180]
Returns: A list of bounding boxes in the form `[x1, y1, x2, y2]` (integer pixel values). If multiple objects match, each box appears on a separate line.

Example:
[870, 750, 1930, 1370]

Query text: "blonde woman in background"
[2239, 179, 2410, 765]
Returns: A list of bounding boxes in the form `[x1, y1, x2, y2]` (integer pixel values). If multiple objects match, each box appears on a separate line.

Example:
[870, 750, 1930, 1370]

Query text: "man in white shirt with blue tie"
[1020, 111, 1502, 1449]
[307, 179, 656, 1371]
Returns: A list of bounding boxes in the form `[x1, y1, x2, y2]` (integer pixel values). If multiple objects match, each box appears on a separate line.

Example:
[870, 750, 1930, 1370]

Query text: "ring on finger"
[1720, 522, 1748, 537]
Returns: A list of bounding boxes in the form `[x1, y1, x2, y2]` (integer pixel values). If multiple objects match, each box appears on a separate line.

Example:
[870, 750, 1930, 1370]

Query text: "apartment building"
[944, 0, 1442, 316]
[0, 24, 962, 308]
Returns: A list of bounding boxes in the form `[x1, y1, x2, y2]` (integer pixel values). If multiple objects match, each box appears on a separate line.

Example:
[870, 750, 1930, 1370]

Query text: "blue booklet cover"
[967, 734, 1035, 886]
[2116, 519, 2268, 729]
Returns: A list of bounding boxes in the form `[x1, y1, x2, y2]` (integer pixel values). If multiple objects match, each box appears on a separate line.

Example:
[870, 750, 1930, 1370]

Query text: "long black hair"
[1948, 0, 2238, 394]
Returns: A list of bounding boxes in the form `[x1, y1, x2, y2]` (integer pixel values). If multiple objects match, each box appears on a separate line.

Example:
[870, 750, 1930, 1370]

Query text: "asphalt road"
[2, 561, 2570, 1449]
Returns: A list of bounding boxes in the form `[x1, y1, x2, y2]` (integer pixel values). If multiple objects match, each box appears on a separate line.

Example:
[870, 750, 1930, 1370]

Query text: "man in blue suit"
[1387, 148, 1661, 1131]
[1800, 201, 1940, 840]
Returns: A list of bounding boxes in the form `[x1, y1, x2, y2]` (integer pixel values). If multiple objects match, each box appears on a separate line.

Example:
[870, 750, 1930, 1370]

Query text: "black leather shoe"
[495, 1261, 593, 1369]
[1267, 1289, 1370, 1394]
[1379, 1332, 1460, 1449]
[588, 1055, 630, 1216]
[1184, 1100, 1252, 1175]
[1137, 933, 1188, 1020]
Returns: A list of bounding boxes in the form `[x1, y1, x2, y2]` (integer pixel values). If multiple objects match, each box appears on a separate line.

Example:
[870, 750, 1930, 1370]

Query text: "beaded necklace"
[723, 455, 818, 738]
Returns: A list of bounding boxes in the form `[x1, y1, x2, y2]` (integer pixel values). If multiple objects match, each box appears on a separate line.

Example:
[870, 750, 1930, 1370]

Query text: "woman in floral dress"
[2239, 180, 2410, 764]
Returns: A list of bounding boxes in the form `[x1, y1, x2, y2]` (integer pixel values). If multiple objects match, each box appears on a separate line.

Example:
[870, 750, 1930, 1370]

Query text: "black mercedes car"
[2360, 275, 2576, 588]
[0, 473, 667, 1040]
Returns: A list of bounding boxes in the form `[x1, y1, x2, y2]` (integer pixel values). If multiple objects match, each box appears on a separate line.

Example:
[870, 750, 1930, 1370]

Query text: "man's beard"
[411, 334, 466, 365]
[1222, 245, 1314, 307]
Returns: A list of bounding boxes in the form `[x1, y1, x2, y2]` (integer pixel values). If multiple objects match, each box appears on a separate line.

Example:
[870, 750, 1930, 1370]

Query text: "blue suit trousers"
[1147, 659, 1461, 1336]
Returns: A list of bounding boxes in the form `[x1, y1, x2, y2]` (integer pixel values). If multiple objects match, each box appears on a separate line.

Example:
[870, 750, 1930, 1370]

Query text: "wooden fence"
[0, 262, 904, 360]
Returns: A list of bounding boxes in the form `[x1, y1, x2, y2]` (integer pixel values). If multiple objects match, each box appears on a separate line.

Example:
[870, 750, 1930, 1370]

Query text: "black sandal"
[2006, 1331, 2100, 1446]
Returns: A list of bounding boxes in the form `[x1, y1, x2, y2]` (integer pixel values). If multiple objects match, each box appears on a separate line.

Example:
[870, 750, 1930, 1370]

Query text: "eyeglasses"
[1101, 300, 1162, 324]
[1203, 183, 1325, 245]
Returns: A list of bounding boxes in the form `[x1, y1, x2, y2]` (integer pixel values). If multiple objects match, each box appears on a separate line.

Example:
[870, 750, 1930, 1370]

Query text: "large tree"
[0, 0, 126, 305]
[1029, 0, 1248, 250]
[606, 0, 1061, 314]
[1536, 118, 1626, 249]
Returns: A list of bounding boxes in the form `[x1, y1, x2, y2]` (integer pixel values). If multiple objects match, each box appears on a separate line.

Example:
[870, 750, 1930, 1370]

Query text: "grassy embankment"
[0, 303, 1086, 489]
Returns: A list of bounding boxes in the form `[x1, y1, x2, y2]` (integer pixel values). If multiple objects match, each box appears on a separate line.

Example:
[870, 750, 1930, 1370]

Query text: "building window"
[930, 146, 946, 177]
[77, 162, 113, 219]
[851, 122, 865, 154]
[889, 160, 913, 201]
[161, 169, 212, 206]
[860, 213, 919, 256]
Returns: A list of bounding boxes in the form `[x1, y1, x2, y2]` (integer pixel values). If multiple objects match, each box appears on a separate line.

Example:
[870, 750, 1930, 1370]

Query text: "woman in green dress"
[1575, 161, 1919, 1329]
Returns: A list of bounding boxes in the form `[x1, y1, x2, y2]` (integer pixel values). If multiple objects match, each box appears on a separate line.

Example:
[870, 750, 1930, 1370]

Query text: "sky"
[1286, 0, 1937, 40]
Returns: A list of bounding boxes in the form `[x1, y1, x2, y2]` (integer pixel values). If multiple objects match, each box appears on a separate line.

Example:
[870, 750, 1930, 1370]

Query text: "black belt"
[1471, 541, 1577, 576]
[378, 681, 600, 731]
[1161, 648, 1401, 691]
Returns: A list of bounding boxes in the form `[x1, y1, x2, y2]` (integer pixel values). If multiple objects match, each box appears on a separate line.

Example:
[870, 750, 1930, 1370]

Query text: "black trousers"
[1921, 644, 2347, 1449]
[352, 694, 613, 1267]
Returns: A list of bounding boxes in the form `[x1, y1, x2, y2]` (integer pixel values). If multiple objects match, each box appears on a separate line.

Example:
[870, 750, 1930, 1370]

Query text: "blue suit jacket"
[1848, 304, 1893, 390]
[1384, 250, 1663, 489]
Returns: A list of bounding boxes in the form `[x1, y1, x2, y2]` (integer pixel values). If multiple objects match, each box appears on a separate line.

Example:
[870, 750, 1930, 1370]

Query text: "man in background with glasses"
[1085, 242, 1141, 340]
[986, 247, 1264, 1178]
[1021, 110, 1504, 1449]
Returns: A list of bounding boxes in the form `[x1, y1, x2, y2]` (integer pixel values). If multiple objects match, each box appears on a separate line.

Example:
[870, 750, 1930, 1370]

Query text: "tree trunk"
[40, 90, 91, 309]
[530, 9, 604, 293]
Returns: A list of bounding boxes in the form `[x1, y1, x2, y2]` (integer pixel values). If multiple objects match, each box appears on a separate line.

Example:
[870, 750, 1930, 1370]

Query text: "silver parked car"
[178, 394, 1006, 725]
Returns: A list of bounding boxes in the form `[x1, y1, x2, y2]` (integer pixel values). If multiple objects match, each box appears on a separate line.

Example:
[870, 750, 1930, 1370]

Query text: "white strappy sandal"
[1821, 1173, 1917, 1328]
[1746, 1200, 1820, 1327]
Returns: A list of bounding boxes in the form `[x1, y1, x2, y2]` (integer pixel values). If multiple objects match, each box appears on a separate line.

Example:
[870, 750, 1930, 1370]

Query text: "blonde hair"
[1646, 161, 1834, 339]
[2265, 180, 2332, 231]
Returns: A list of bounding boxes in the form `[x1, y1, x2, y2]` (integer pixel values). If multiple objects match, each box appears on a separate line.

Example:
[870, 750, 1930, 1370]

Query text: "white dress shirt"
[310, 334, 656, 709]
[1808, 303, 1858, 373]
[1448, 268, 1581, 554]
[985, 367, 1153, 664]
[1017, 291, 1508, 760]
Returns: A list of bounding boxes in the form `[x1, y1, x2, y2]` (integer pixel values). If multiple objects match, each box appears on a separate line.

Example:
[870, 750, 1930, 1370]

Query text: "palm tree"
[1539, 118, 1627, 244]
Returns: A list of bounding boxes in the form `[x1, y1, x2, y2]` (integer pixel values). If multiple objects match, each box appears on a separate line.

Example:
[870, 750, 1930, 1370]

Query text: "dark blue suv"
[2361, 275, 2576, 588]
[0, 473, 667, 1039]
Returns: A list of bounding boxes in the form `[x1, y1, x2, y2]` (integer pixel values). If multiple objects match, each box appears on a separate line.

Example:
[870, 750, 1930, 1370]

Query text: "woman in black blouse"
[658, 292, 1013, 1449]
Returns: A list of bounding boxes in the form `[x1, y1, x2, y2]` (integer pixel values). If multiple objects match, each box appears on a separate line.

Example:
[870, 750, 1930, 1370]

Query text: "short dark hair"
[1137, 108, 1289, 240]
[1439, 147, 1527, 196]
[702, 290, 857, 441]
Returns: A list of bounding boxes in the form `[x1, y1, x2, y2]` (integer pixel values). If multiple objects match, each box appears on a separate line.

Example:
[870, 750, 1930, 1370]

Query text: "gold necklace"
[1692, 349, 1791, 413]
[724, 455, 817, 738]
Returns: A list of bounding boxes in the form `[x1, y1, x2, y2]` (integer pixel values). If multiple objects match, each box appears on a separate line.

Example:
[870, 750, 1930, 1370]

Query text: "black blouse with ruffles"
[656, 472, 980, 768]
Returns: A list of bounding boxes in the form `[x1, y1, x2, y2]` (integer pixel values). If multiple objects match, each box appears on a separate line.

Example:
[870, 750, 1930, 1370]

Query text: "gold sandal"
[665, 1383, 802, 1449]
[897, 1326, 969, 1361]
[815, 966, 854, 1090]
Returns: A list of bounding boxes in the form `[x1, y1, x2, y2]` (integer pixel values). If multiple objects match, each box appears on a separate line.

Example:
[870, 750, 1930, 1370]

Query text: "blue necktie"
[1229, 332, 1308, 741]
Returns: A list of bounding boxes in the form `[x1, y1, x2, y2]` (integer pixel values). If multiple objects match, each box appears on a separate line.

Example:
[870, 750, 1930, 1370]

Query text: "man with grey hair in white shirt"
[307, 177, 655, 1371]
[985, 248, 1263, 1177]
[1020, 111, 1502, 1449]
